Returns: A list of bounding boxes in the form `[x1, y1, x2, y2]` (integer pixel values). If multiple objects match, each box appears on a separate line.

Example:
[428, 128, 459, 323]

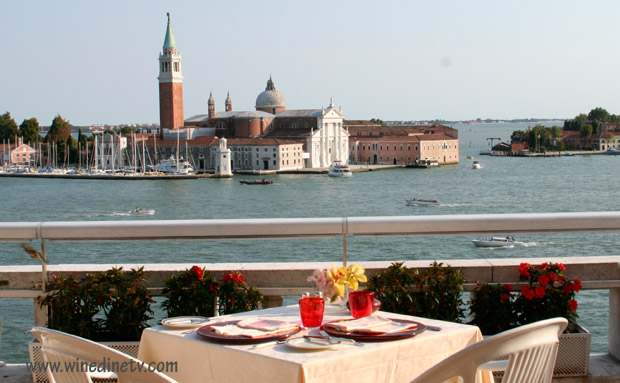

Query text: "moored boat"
[328, 161, 352, 177]
[239, 179, 273, 185]
[472, 236, 523, 247]
[405, 198, 440, 207]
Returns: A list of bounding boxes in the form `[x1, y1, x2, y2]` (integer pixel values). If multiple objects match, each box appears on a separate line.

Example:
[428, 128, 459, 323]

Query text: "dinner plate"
[197, 320, 301, 344]
[161, 316, 214, 329]
[321, 318, 426, 342]
[285, 337, 337, 351]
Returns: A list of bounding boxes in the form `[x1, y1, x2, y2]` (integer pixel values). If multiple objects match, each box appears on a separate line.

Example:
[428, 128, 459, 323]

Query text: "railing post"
[34, 296, 47, 327]
[610, 288, 620, 359]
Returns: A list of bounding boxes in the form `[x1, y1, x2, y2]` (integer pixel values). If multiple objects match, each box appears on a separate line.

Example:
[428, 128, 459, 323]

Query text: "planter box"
[491, 324, 591, 381]
[554, 324, 591, 377]
[28, 340, 140, 383]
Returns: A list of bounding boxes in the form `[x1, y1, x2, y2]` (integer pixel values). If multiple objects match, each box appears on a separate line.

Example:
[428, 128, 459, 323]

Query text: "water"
[1, 122, 617, 362]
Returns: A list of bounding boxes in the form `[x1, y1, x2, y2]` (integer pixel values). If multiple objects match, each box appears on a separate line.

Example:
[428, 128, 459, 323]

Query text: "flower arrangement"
[470, 262, 582, 334]
[41, 267, 153, 341]
[307, 264, 367, 303]
[163, 267, 264, 316]
[162, 266, 219, 317]
[515, 262, 581, 328]
[217, 271, 263, 315]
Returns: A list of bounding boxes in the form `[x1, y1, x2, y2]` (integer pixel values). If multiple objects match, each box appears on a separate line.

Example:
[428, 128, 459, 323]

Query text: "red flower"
[535, 286, 546, 299]
[519, 263, 531, 277]
[557, 263, 566, 271]
[538, 274, 550, 287]
[547, 272, 556, 283]
[504, 284, 513, 292]
[501, 293, 510, 303]
[572, 279, 582, 293]
[569, 299, 578, 311]
[557, 275, 566, 284]
[209, 284, 218, 292]
[51, 275, 57, 280]
[223, 272, 245, 284]
[563, 284, 572, 294]
[521, 286, 535, 300]
[190, 266, 204, 280]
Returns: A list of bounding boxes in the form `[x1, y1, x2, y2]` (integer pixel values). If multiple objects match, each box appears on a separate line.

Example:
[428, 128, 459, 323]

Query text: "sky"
[2, 0, 620, 126]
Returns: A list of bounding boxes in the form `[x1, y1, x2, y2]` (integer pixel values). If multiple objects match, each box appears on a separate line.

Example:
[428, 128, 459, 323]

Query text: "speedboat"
[405, 198, 440, 207]
[328, 161, 352, 177]
[472, 237, 523, 248]
[472, 161, 481, 169]
[128, 208, 155, 216]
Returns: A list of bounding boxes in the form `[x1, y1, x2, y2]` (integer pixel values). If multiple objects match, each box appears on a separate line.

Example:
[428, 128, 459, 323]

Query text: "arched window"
[215, 121, 227, 130]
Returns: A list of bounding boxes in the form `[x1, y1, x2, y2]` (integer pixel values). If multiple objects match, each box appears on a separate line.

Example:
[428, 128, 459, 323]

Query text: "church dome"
[255, 76, 286, 111]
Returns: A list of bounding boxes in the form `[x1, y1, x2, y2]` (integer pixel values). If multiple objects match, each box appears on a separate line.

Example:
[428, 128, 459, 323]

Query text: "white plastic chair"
[411, 317, 568, 383]
[31, 327, 178, 383]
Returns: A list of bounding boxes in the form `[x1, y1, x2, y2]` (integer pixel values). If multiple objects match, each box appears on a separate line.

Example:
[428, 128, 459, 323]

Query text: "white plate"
[285, 337, 337, 350]
[161, 316, 213, 329]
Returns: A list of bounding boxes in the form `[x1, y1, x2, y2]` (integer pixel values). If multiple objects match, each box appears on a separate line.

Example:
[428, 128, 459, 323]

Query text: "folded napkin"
[325, 315, 393, 332]
[210, 319, 299, 338]
[325, 316, 419, 335]
[237, 318, 298, 332]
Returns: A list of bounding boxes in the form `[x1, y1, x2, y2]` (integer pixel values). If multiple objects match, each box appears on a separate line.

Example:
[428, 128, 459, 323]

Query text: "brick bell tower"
[158, 13, 184, 137]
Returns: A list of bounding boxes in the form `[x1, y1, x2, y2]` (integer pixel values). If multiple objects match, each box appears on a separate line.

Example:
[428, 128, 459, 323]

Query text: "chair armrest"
[478, 360, 508, 372]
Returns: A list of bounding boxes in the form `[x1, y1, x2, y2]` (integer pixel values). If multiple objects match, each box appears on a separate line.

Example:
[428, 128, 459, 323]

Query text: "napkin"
[324, 315, 393, 332]
[237, 318, 298, 332]
[210, 319, 299, 338]
[353, 321, 418, 335]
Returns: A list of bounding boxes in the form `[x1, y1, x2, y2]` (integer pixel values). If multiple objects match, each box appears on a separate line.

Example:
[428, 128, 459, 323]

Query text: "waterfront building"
[345, 121, 459, 165]
[0, 138, 37, 167]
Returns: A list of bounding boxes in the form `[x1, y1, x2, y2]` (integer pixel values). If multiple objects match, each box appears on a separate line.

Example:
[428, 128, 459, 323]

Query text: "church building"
[152, 14, 348, 172]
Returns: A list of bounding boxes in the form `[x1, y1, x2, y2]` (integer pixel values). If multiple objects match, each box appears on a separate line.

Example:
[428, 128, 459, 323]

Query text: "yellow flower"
[346, 264, 367, 291]
[327, 264, 348, 297]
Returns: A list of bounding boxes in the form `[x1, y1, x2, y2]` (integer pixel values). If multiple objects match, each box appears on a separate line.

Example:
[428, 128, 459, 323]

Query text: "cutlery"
[251, 340, 284, 349]
[318, 330, 364, 346]
[426, 325, 442, 331]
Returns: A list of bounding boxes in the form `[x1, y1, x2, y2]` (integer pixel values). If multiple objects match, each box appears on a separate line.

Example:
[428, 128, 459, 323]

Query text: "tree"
[19, 118, 41, 144]
[511, 130, 526, 143]
[587, 107, 610, 123]
[580, 124, 593, 147]
[0, 112, 20, 141]
[45, 115, 71, 144]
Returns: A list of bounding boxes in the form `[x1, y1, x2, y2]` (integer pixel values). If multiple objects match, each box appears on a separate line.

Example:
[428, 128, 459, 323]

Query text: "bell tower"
[158, 13, 184, 137]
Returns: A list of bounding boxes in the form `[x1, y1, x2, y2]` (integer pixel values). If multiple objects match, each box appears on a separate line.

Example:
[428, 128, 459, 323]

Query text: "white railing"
[0, 211, 619, 361]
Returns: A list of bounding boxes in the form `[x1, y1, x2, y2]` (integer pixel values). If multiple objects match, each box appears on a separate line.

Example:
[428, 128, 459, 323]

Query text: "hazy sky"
[3, 1, 620, 126]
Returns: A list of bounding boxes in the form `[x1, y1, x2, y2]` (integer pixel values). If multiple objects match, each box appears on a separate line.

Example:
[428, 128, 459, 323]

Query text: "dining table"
[138, 305, 493, 383]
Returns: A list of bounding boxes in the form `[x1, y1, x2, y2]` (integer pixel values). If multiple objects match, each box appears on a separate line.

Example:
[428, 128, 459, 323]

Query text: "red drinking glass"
[299, 297, 325, 329]
[349, 290, 375, 319]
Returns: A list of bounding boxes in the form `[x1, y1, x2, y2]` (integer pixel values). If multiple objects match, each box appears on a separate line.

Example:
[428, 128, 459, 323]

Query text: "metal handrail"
[1, 211, 620, 242]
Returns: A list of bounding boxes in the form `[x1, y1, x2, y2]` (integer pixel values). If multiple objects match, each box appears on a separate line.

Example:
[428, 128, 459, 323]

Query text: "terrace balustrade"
[0, 212, 619, 366]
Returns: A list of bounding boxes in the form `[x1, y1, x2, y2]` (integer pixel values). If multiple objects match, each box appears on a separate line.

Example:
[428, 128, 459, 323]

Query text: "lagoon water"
[1, 122, 617, 362]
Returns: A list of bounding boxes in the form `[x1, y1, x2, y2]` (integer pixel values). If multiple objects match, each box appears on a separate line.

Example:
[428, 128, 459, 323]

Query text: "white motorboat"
[128, 208, 156, 216]
[151, 156, 195, 175]
[472, 237, 523, 248]
[472, 161, 481, 169]
[328, 161, 352, 177]
[405, 198, 440, 207]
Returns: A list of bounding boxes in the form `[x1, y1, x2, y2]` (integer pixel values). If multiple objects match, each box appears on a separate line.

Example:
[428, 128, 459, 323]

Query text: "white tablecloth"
[139, 305, 492, 383]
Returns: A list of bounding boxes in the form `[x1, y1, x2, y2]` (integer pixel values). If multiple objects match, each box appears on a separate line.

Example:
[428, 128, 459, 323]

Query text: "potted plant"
[161, 267, 264, 316]
[162, 266, 219, 317]
[470, 262, 590, 377]
[367, 261, 466, 322]
[31, 267, 151, 383]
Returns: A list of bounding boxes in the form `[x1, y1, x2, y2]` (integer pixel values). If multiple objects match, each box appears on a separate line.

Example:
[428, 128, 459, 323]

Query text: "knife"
[318, 331, 364, 346]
